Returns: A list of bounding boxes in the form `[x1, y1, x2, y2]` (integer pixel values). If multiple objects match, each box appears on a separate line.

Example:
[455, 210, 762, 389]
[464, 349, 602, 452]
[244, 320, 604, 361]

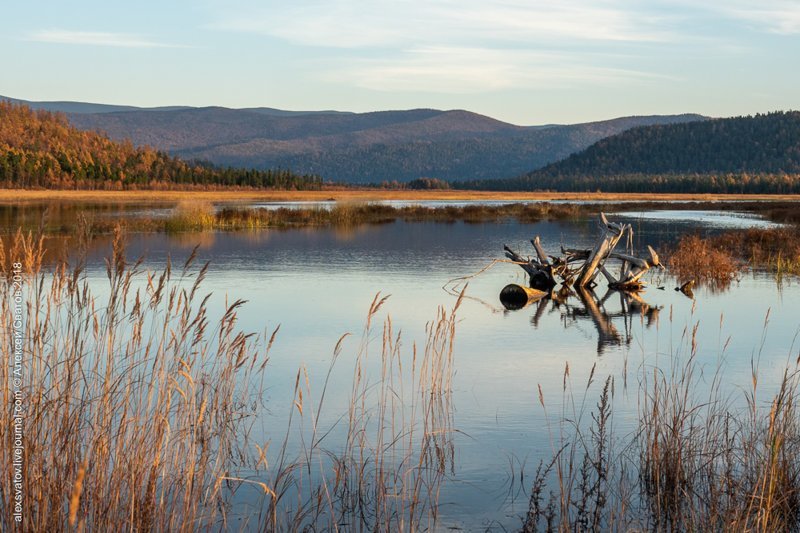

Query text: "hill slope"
[3, 96, 705, 183]
[474, 111, 800, 193]
[0, 102, 321, 190]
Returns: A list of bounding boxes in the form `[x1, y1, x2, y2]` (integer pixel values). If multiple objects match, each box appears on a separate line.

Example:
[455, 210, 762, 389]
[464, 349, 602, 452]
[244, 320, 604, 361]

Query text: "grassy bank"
[4, 188, 800, 204]
[74, 200, 585, 234]
[13, 198, 800, 236]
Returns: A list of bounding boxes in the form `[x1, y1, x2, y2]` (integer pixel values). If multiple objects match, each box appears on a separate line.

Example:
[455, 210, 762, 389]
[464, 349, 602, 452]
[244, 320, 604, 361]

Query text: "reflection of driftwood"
[519, 286, 663, 355]
[575, 286, 621, 350]
[504, 213, 661, 293]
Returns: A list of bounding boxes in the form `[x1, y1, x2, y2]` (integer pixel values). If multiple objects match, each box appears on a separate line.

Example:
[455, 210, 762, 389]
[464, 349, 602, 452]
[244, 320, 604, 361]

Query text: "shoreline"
[2, 188, 800, 204]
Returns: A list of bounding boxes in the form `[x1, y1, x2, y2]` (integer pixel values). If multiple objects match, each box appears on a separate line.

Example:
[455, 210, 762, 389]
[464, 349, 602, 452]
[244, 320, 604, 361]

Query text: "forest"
[462, 111, 800, 193]
[0, 102, 322, 190]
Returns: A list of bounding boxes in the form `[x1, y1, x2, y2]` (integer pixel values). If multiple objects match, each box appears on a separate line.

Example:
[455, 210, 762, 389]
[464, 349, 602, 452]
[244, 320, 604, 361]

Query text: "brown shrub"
[668, 234, 740, 286]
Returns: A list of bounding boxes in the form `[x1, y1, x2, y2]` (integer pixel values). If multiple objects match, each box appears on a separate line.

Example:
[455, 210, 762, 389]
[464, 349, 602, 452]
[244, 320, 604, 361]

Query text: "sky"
[1, 0, 799, 125]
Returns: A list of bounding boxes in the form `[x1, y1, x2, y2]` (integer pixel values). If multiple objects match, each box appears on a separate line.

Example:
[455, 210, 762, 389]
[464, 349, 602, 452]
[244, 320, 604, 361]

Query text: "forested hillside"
[7, 96, 705, 183]
[0, 102, 321, 189]
[468, 112, 800, 193]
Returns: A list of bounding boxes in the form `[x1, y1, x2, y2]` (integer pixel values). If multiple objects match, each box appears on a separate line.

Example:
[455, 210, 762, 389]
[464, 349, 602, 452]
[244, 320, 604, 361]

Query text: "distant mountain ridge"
[470, 111, 800, 193]
[2, 95, 706, 183]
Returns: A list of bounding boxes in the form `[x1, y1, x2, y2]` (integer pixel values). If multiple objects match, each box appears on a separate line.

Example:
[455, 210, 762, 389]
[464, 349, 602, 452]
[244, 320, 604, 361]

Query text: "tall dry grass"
[102, 202, 582, 234]
[667, 233, 741, 287]
[243, 291, 462, 531]
[165, 200, 216, 232]
[525, 312, 800, 532]
[0, 225, 270, 531]
[0, 222, 463, 531]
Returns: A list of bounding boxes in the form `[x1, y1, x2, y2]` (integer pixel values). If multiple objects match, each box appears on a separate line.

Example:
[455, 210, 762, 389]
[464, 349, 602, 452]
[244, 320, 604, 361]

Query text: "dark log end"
[500, 284, 546, 310]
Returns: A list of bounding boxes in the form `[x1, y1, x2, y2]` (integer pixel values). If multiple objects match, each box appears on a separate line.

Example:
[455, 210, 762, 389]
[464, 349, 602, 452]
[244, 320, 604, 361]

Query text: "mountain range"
[2, 95, 705, 184]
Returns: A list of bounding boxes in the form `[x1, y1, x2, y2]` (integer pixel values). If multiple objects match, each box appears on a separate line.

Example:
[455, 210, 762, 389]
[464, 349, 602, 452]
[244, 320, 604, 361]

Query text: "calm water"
[9, 206, 800, 530]
[59, 213, 800, 530]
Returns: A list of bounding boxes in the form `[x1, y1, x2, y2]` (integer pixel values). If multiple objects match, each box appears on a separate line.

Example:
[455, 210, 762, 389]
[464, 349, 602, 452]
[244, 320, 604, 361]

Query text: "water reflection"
[0, 201, 174, 233]
[506, 286, 662, 355]
[0, 210, 795, 530]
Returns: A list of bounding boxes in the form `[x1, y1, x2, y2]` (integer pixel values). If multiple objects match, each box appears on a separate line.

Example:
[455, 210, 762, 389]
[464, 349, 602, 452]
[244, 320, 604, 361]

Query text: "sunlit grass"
[0, 227, 269, 530]
[0, 226, 461, 531]
[668, 228, 800, 286]
[525, 313, 800, 531]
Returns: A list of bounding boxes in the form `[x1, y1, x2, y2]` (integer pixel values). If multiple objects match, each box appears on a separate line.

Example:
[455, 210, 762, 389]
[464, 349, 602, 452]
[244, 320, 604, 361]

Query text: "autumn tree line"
[0, 102, 322, 190]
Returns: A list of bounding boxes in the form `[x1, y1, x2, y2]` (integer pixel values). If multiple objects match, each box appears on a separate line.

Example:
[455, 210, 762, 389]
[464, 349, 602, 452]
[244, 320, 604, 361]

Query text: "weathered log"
[503, 245, 534, 275]
[503, 215, 659, 294]
[531, 236, 550, 266]
[597, 264, 619, 285]
[576, 214, 628, 287]
[504, 242, 556, 291]
[499, 283, 548, 310]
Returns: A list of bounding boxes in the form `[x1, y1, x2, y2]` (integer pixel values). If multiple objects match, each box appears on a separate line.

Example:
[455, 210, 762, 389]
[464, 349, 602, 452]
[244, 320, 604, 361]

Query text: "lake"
[6, 203, 799, 530]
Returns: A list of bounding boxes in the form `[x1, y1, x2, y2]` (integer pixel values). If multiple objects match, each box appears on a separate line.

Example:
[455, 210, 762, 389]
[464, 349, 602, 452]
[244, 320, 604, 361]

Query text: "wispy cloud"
[212, 0, 679, 48]
[328, 46, 671, 93]
[724, 2, 800, 34]
[209, 0, 679, 93]
[673, 0, 800, 35]
[27, 29, 189, 48]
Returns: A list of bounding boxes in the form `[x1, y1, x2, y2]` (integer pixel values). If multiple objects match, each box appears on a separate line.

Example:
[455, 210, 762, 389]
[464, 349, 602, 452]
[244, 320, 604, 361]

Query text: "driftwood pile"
[500, 213, 662, 309]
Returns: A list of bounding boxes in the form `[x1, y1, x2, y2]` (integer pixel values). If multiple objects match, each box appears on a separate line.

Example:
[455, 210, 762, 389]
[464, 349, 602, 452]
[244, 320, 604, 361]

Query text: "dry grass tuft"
[165, 200, 216, 231]
[669, 228, 800, 286]
[668, 234, 741, 286]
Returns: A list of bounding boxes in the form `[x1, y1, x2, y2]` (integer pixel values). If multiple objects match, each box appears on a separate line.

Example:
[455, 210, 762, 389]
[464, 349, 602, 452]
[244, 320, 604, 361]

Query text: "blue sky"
[2, 0, 799, 124]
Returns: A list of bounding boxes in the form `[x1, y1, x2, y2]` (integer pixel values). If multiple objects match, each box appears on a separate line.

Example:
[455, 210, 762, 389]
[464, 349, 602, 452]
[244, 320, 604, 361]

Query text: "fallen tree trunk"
[576, 213, 628, 288]
[499, 283, 548, 310]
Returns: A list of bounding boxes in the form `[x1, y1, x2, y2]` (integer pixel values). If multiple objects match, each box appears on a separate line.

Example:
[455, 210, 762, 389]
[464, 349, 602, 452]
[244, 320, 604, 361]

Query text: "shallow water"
[9, 207, 800, 530]
[612, 209, 782, 229]
[77, 215, 799, 528]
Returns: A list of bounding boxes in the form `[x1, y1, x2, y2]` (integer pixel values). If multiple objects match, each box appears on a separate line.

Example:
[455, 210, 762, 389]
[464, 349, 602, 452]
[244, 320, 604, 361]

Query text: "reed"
[0, 224, 463, 531]
[133, 202, 584, 234]
[713, 227, 800, 276]
[164, 200, 216, 232]
[244, 290, 462, 531]
[212, 202, 580, 230]
[0, 225, 270, 530]
[667, 234, 741, 287]
[525, 313, 800, 532]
